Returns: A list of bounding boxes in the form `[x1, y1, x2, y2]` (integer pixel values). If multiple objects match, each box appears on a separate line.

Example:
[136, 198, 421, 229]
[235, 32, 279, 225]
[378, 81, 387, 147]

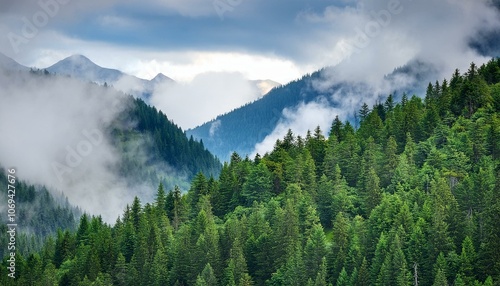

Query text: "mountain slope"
[0, 169, 79, 258]
[0, 66, 220, 223]
[187, 60, 439, 162]
[0, 53, 28, 71]
[46, 54, 174, 98]
[116, 97, 222, 181]
[46, 54, 123, 83]
[4, 59, 500, 286]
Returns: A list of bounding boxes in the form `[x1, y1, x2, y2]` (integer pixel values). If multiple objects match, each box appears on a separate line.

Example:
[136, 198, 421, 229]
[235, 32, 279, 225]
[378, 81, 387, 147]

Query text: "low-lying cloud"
[252, 0, 500, 156]
[252, 97, 346, 156]
[0, 69, 155, 222]
[303, 0, 499, 91]
[151, 71, 261, 129]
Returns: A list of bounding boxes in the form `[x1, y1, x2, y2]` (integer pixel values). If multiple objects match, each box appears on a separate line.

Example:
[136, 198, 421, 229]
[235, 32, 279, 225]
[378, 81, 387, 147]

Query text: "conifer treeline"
[2, 59, 500, 285]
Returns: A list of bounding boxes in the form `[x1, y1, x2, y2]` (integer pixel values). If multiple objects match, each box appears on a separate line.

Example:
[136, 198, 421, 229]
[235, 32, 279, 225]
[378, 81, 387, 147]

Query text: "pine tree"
[359, 103, 370, 121]
[371, 232, 389, 283]
[269, 245, 306, 286]
[316, 175, 334, 228]
[306, 126, 327, 176]
[355, 257, 370, 286]
[120, 221, 136, 263]
[172, 185, 184, 230]
[459, 236, 476, 285]
[225, 240, 249, 286]
[155, 183, 167, 215]
[41, 262, 58, 286]
[212, 163, 234, 217]
[190, 172, 208, 218]
[113, 253, 128, 286]
[330, 116, 344, 142]
[382, 136, 399, 188]
[408, 218, 430, 285]
[336, 267, 349, 286]
[301, 150, 318, 196]
[479, 166, 500, 281]
[363, 167, 382, 216]
[304, 224, 327, 280]
[433, 268, 448, 286]
[76, 213, 90, 245]
[385, 94, 395, 113]
[322, 136, 340, 180]
[241, 162, 272, 206]
[151, 249, 168, 286]
[196, 263, 218, 286]
[329, 212, 350, 283]
[130, 196, 142, 232]
[313, 257, 329, 286]
[389, 233, 412, 286]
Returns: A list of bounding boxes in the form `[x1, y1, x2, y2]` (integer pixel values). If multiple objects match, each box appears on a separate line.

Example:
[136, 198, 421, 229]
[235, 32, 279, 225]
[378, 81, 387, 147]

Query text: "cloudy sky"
[0, 0, 349, 83]
[1, 0, 496, 82]
[0, 0, 499, 129]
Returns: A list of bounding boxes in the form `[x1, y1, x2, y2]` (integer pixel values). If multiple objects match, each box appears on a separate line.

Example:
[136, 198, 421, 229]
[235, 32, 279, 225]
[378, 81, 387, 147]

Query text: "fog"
[252, 0, 500, 156]
[0, 69, 154, 222]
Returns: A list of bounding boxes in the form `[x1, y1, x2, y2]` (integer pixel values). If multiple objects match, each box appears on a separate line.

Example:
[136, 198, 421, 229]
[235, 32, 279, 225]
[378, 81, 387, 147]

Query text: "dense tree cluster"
[2, 59, 500, 285]
[113, 97, 221, 186]
[187, 60, 438, 162]
[0, 171, 78, 260]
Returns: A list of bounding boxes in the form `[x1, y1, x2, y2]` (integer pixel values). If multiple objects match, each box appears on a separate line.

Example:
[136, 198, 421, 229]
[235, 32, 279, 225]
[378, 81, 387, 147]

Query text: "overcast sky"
[0, 0, 347, 83]
[0, 0, 499, 130]
[1, 0, 496, 84]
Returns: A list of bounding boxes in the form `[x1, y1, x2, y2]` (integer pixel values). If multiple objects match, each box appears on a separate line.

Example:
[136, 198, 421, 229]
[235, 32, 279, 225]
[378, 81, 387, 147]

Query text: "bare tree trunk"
[413, 262, 418, 286]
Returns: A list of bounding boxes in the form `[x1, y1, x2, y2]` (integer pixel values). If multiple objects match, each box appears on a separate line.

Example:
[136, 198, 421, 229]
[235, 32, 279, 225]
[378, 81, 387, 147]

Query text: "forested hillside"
[0, 171, 79, 260]
[114, 97, 221, 187]
[2, 59, 500, 285]
[187, 60, 438, 161]
[0, 68, 220, 262]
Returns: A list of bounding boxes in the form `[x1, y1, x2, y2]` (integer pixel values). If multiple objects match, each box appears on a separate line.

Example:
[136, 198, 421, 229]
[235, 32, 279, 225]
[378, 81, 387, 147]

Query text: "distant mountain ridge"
[46, 54, 174, 98]
[0, 52, 28, 71]
[187, 59, 440, 162]
[0, 64, 221, 222]
[46, 54, 123, 83]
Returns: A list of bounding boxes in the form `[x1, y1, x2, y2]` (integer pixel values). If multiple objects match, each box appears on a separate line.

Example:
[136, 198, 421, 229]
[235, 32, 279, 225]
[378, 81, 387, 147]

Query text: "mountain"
[118, 96, 222, 181]
[151, 72, 172, 84]
[0, 171, 79, 258]
[0, 66, 220, 222]
[46, 54, 123, 83]
[46, 54, 174, 98]
[187, 60, 439, 162]
[4, 59, 500, 285]
[0, 52, 28, 71]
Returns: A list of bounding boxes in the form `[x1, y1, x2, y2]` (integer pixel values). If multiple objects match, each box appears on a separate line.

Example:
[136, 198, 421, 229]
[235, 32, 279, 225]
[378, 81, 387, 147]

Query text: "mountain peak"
[47, 54, 123, 84]
[151, 72, 174, 84]
[62, 54, 99, 67]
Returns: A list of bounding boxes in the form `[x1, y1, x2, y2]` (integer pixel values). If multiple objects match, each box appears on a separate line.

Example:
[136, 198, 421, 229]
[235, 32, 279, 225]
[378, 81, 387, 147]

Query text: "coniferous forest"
[2, 59, 500, 286]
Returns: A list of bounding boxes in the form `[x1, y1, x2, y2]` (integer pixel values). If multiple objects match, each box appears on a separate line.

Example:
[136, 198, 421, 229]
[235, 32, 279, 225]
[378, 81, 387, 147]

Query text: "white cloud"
[151, 71, 261, 129]
[0, 30, 303, 84]
[253, 98, 344, 156]
[252, 0, 500, 157]
[300, 0, 499, 89]
[0, 70, 151, 223]
[209, 120, 222, 137]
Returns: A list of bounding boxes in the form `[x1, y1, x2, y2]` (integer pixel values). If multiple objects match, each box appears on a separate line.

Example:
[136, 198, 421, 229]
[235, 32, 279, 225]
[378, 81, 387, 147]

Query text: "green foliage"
[3, 59, 500, 286]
